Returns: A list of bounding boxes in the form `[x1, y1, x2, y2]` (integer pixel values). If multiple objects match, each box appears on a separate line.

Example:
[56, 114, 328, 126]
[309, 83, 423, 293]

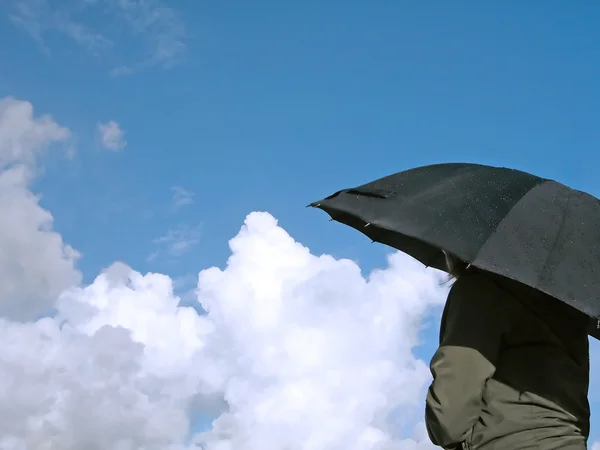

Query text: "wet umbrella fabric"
[309, 163, 600, 327]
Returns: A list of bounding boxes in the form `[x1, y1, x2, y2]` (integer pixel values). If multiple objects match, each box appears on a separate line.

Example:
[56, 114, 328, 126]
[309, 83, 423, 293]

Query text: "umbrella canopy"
[309, 162, 600, 329]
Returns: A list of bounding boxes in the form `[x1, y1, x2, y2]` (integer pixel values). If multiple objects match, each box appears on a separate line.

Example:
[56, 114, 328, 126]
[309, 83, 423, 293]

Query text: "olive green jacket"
[425, 272, 590, 450]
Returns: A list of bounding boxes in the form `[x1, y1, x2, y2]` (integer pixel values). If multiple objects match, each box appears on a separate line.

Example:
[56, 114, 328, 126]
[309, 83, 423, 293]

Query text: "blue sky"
[1, 0, 600, 444]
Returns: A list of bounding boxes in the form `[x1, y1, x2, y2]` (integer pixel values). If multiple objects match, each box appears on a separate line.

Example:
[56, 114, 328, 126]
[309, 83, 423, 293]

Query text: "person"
[425, 252, 591, 450]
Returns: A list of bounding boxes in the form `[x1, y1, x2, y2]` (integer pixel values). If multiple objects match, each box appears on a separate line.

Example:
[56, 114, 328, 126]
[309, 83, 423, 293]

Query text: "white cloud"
[7, 0, 186, 74]
[97, 120, 127, 151]
[592, 442, 600, 450]
[172, 186, 194, 212]
[0, 97, 80, 321]
[0, 209, 447, 449]
[0, 97, 71, 168]
[0, 102, 449, 446]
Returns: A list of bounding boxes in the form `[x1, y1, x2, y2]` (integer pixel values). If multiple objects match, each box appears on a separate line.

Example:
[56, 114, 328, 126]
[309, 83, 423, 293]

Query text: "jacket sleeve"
[425, 274, 508, 449]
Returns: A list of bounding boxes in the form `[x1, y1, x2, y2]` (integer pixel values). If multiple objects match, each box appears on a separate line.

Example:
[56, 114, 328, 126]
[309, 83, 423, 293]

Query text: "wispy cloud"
[145, 250, 159, 263]
[7, 0, 186, 74]
[108, 0, 186, 74]
[97, 120, 126, 151]
[151, 224, 202, 259]
[171, 186, 194, 212]
[8, 0, 113, 57]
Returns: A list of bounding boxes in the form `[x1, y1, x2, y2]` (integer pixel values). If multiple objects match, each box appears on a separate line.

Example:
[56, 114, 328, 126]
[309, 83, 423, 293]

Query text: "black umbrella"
[309, 162, 600, 335]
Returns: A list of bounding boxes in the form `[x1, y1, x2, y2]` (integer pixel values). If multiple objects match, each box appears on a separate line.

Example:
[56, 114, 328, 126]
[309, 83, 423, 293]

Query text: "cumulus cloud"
[0, 210, 447, 449]
[97, 120, 127, 151]
[0, 103, 449, 447]
[0, 97, 80, 320]
[0, 97, 71, 168]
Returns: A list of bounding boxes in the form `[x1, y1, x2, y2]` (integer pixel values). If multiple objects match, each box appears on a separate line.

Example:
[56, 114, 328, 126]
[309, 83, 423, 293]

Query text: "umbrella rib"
[535, 188, 573, 291]
[472, 180, 553, 279]
[402, 164, 485, 205]
[408, 165, 502, 260]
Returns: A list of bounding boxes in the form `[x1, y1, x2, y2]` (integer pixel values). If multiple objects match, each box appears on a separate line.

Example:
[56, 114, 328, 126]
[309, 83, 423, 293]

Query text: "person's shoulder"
[449, 270, 509, 311]
[451, 270, 501, 295]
